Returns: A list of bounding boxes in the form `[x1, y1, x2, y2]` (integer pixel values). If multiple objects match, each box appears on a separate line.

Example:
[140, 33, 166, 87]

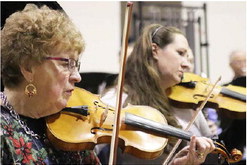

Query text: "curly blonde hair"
[1, 4, 84, 88]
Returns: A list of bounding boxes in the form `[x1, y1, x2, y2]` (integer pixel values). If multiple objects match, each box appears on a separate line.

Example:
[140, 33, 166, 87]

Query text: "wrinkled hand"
[170, 136, 215, 165]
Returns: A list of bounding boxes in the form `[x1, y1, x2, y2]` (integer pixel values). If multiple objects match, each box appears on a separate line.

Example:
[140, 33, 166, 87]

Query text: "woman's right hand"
[169, 136, 215, 165]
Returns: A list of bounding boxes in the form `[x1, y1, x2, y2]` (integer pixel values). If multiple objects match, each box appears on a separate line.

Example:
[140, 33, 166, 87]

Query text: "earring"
[25, 83, 37, 97]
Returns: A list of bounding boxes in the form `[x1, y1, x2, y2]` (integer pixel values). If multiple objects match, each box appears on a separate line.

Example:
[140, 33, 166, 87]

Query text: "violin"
[46, 87, 242, 163]
[46, 87, 167, 159]
[167, 72, 246, 119]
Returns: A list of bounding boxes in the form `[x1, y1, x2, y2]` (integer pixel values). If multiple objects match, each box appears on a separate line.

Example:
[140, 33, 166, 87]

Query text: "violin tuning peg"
[211, 135, 219, 141]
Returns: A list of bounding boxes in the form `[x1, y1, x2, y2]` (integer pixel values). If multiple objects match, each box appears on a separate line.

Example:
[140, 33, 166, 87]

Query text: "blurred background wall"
[56, 2, 246, 84]
[59, 1, 121, 74]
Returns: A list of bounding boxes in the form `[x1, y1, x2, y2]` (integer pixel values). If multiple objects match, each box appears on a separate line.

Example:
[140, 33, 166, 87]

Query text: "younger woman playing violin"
[96, 24, 215, 164]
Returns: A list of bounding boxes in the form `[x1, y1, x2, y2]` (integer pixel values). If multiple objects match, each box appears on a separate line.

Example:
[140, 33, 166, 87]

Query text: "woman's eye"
[177, 51, 184, 56]
[61, 62, 69, 68]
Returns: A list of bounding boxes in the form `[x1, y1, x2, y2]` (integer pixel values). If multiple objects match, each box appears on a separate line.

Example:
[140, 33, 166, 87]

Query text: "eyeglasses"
[45, 57, 81, 72]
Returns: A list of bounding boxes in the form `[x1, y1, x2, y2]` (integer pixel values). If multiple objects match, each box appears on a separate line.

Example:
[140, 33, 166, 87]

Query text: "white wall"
[184, 1, 245, 84]
[207, 1, 246, 84]
[59, 1, 121, 74]
[60, 1, 246, 84]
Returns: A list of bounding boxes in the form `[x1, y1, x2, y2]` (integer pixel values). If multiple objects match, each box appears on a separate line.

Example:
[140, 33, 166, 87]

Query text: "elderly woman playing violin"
[96, 24, 215, 165]
[0, 4, 101, 164]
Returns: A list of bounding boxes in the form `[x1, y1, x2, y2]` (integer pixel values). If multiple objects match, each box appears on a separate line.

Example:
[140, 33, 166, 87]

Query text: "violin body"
[46, 87, 168, 159]
[167, 73, 246, 119]
[46, 87, 243, 163]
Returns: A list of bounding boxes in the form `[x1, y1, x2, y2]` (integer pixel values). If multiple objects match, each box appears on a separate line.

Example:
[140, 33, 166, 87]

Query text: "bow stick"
[108, 2, 133, 165]
[163, 76, 222, 165]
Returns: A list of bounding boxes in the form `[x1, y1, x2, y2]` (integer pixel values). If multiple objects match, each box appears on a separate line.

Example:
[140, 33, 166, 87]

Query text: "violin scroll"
[229, 148, 243, 163]
[212, 142, 243, 163]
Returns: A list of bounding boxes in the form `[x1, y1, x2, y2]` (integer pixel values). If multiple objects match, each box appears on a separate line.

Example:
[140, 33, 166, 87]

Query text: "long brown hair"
[124, 24, 183, 128]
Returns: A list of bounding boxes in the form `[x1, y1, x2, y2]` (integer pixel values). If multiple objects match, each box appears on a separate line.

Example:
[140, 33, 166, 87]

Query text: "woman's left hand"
[170, 136, 215, 165]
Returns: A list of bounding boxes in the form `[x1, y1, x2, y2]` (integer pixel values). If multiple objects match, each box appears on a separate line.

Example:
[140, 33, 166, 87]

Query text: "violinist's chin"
[178, 71, 184, 81]
[180, 74, 184, 82]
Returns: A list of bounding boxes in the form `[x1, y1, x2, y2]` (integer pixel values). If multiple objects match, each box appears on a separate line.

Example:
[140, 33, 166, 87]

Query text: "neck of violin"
[124, 113, 191, 141]
[221, 87, 246, 102]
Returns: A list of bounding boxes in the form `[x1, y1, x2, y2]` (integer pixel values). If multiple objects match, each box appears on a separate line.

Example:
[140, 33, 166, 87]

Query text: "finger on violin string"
[204, 137, 216, 152]
[189, 136, 197, 153]
[195, 137, 211, 152]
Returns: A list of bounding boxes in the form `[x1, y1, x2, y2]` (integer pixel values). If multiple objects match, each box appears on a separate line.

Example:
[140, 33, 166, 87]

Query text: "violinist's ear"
[152, 43, 159, 60]
[19, 63, 35, 82]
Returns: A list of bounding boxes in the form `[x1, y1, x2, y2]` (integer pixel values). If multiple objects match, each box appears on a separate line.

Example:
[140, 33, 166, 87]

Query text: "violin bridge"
[99, 105, 109, 127]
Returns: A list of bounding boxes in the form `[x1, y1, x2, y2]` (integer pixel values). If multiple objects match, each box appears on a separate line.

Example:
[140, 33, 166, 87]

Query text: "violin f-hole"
[193, 93, 214, 99]
[90, 127, 113, 134]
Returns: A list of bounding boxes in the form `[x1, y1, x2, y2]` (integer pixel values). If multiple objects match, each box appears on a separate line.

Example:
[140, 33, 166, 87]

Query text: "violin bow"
[108, 2, 133, 165]
[163, 76, 222, 165]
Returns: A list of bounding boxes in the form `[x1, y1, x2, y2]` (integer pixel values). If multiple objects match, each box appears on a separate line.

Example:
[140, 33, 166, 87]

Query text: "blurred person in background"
[219, 50, 246, 165]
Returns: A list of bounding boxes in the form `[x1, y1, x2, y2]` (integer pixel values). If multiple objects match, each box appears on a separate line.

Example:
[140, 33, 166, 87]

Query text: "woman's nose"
[182, 57, 191, 71]
[70, 70, 82, 83]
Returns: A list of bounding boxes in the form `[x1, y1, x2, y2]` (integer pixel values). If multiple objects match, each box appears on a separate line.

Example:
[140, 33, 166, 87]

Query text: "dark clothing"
[231, 76, 246, 87]
[1, 1, 63, 29]
[75, 72, 117, 94]
[219, 76, 246, 165]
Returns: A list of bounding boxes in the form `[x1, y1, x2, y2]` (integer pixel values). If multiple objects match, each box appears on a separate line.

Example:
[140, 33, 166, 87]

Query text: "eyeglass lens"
[69, 59, 80, 72]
